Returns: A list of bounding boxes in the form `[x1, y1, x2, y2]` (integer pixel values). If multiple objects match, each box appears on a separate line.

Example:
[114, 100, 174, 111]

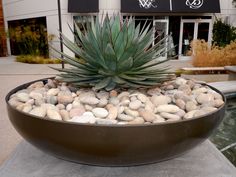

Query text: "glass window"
[73, 16, 96, 34]
[73, 16, 97, 58]
[181, 22, 195, 56]
[197, 22, 210, 42]
[8, 17, 48, 57]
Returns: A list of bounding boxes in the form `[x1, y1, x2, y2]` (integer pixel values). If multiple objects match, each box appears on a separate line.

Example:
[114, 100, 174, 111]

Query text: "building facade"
[0, 0, 7, 56]
[2, 0, 236, 59]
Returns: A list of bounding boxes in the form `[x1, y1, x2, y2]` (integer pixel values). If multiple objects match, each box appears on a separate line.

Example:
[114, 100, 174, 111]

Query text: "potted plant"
[5, 15, 225, 166]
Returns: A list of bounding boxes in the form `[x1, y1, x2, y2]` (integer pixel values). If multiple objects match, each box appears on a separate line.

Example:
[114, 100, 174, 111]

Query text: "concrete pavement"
[0, 56, 59, 165]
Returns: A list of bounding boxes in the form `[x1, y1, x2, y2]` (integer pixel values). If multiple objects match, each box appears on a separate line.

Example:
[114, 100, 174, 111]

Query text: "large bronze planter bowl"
[5, 78, 226, 166]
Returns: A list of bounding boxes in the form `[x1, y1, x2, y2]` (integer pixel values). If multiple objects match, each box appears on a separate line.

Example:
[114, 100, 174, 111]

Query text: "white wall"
[2, 0, 74, 57]
[2, 0, 236, 57]
[99, 0, 120, 15]
[218, 0, 236, 26]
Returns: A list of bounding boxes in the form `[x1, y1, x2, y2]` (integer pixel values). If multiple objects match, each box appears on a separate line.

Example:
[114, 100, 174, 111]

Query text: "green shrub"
[9, 25, 49, 57]
[212, 19, 236, 47]
[16, 55, 61, 64]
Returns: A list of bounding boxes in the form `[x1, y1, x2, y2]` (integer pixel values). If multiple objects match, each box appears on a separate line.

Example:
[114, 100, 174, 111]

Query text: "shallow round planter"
[5, 78, 226, 166]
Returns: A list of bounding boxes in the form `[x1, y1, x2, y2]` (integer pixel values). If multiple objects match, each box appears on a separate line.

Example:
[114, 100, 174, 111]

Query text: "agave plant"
[53, 15, 174, 91]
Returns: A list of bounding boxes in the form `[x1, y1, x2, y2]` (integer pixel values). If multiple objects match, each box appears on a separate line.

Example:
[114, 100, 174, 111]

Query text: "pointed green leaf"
[111, 15, 121, 42]
[105, 81, 116, 91]
[104, 43, 117, 72]
[94, 77, 111, 90]
[118, 57, 133, 72]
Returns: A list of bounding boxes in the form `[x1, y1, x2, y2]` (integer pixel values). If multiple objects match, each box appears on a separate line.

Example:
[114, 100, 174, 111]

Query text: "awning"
[172, 0, 220, 13]
[121, 0, 171, 13]
[68, 0, 99, 13]
[121, 0, 220, 13]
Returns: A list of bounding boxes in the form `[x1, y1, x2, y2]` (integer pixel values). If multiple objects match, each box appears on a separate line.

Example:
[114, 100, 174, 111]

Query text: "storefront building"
[120, 0, 221, 59]
[2, 0, 236, 59]
[0, 0, 7, 56]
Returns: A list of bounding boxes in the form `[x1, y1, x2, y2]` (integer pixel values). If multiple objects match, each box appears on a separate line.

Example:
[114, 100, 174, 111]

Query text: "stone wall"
[0, 0, 7, 56]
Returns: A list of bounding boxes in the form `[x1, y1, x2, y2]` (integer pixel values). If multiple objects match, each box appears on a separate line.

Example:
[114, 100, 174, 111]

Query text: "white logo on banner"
[185, 0, 204, 9]
[139, 0, 157, 9]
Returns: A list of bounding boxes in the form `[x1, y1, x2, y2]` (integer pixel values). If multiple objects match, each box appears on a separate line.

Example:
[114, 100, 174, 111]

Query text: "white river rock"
[156, 105, 180, 113]
[47, 109, 62, 120]
[92, 108, 108, 118]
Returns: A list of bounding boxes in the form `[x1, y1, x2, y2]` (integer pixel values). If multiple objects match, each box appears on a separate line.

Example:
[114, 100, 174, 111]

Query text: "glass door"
[179, 19, 212, 60]
[153, 19, 169, 60]
[179, 20, 197, 60]
[197, 22, 211, 43]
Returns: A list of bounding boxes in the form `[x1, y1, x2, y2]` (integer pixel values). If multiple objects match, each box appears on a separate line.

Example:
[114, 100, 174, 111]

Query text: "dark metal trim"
[57, 0, 64, 69]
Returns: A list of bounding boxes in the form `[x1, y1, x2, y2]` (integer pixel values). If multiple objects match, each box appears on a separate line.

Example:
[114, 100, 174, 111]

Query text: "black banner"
[68, 0, 99, 13]
[172, 0, 220, 13]
[121, 0, 220, 13]
[121, 0, 171, 13]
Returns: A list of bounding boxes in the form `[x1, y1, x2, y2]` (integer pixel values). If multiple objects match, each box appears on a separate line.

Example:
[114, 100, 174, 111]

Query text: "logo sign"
[185, 0, 204, 9]
[139, 0, 157, 9]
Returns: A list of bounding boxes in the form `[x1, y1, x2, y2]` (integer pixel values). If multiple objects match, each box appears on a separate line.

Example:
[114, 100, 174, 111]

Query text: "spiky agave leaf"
[53, 14, 174, 91]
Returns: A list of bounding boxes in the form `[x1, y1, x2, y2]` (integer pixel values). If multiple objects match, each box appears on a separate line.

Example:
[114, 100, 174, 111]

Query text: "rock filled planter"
[5, 15, 226, 166]
[6, 77, 226, 166]
[8, 77, 224, 125]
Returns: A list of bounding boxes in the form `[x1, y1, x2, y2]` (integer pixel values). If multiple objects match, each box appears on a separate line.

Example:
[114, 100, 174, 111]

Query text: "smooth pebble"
[92, 108, 108, 118]
[196, 93, 214, 104]
[160, 112, 181, 120]
[16, 93, 30, 103]
[29, 92, 43, 100]
[60, 110, 70, 121]
[129, 100, 142, 110]
[139, 109, 156, 122]
[175, 99, 186, 110]
[69, 107, 85, 118]
[80, 96, 99, 105]
[124, 108, 139, 117]
[156, 105, 180, 113]
[107, 106, 118, 120]
[47, 109, 62, 120]
[186, 101, 198, 112]
[128, 117, 145, 124]
[151, 95, 171, 106]
[29, 107, 46, 117]
[118, 114, 135, 121]
[47, 88, 60, 96]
